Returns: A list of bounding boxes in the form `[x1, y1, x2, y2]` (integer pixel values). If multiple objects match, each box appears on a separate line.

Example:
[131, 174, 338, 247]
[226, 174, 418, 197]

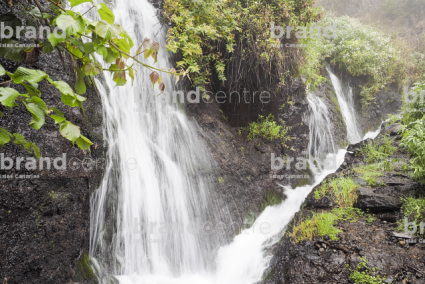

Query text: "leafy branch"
[0, 0, 186, 155]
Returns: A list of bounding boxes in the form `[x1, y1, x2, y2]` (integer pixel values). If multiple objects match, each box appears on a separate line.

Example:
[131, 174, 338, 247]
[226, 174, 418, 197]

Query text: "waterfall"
[306, 92, 336, 174]
[326, 66, 363, 144]
[87, 1, 380, 283]
[88, 1, 224, 283]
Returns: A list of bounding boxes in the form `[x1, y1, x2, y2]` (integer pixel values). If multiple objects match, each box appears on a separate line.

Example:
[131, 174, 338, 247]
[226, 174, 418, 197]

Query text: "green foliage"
[290, 211, 342, 242]
[0, 0, 183, 154]
[314, 177, 359, 208]
[354, 164, 387, 187]
[164, 0, 239, 88]
[348, 256, 385, 284]
[0, 127, 40, 158]
[242, 114, 289, 146]
[331, 207, 364, 222]
[218, 177, 224, 184]
[400, 117, 425, 183]
[164, 0, 322, 88]
[317, 16, 401, 105]
[360, 137, 397, 164]
[397, 195, 425, 235]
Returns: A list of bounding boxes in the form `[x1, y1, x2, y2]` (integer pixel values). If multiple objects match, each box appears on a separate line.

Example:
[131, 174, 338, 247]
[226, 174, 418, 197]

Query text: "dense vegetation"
[164, 0, 322, 90]
[0, 0, 182, 154]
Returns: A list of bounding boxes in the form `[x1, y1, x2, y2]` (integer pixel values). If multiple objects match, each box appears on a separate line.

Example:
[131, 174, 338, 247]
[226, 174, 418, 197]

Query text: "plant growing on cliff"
[242, 114, 289, 146]
[0, 0, 184, 154]
[317, 16, 402, 105]
[314, 176, 359, 208]
[348, 256, 385, 284]
[164, 0, 322, 89]
[397, 195, 425, 235]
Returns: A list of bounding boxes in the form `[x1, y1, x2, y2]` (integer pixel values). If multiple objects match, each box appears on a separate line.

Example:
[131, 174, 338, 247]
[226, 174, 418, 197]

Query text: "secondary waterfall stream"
[87, 1, 380, 283]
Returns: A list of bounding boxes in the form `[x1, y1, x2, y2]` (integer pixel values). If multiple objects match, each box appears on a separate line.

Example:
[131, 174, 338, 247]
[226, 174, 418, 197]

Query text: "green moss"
[260, 190, 283, 211]
[75, 250, 97, 284]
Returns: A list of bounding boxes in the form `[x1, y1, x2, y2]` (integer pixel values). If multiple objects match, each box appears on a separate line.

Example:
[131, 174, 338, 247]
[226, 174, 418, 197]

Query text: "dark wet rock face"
[0, 1, 105, 284]
[357, 187, 402, 212]
[265, 128, 425, 284]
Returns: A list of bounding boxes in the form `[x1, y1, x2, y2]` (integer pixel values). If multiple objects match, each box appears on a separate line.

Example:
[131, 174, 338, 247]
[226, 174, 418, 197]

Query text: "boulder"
[356, 188, 402, 212]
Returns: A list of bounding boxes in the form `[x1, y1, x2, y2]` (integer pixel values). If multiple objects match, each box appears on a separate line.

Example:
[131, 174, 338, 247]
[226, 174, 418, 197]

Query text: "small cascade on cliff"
[306, 92, 337, 174]
[326, 66, 363, 143]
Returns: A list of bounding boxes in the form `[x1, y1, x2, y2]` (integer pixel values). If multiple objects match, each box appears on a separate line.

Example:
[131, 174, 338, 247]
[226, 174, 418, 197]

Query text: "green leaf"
[0, 88, 28, 107]
[56, 14, 84, 36]
[51, 114, 66, 124]
[75, 78, 86, 94]
[0, 110, 3, 117]
[41, 41, 54, 54]
[48, 32, 66, 48]
[67, 36, 86, 54]
[69, 0, 93, 7]
[28, 6, 42, 18]
[114, 38, 131, 56]
[12, 67, 49, 84]
[50, 107, 64, 117]
[28, 96, 48, 113]
[31, 143, 41, 159]
[96, 45, 108, 57]
[0, 13, 22, 37]
[59, 121, 81, 144]
[75, 68, 86, 95]
[0, 128, 13, 146]
[76, 135, 93, 151]
[84, 62, 101, 76]
[83, 42, 95, 54]
[95, 20, 120, 40]
[53, 80, 75, 96]
[25, 102, 46, 130]
[97, 3, 115, 24]
[0, 39, 25, 61]
[21, 82, 41, 97]
[13, 133, 29, 150]
[42, 13, 53, 19]
[0, 64, 5, 76]
[104, 47, 119, 63]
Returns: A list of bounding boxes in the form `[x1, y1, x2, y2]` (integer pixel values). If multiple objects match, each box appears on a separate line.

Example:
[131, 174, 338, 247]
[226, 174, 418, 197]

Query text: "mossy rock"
[75, 250, 98, 284]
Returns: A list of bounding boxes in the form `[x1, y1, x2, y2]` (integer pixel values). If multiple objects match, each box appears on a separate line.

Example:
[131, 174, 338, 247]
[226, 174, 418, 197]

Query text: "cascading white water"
[88, 1, 225, 283]
[326, 66, 363, 144]
[86, 1, 380, 283]
[306, 93, 337, 174]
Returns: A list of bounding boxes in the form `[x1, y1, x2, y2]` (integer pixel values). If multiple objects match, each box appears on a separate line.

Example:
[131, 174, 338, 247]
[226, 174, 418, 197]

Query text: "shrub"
[243, 114, 289, 146]
[290, 212, 342, 242]
[314, 177, 359, 208]
[348, 256, 385, 284]
[318, 16, 401, 105]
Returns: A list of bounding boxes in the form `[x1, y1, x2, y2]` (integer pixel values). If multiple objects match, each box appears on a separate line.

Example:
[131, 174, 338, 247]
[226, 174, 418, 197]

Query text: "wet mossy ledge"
[75, 251, 97, 284]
